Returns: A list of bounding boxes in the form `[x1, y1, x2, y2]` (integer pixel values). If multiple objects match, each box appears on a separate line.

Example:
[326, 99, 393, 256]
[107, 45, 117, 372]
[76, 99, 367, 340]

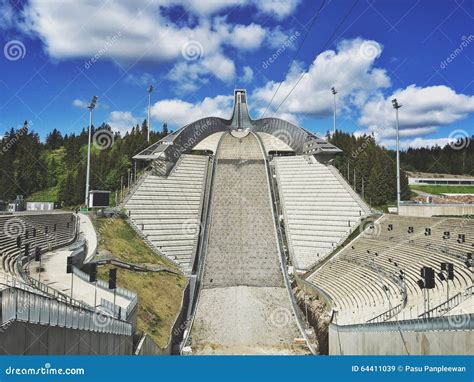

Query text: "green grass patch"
[93, 217, 187, 348]
[411, 185, 474, 195]
[26, 186, 59, 202]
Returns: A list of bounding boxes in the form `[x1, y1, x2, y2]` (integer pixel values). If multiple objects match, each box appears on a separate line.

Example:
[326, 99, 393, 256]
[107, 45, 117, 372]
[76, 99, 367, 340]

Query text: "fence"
[332, 313, 473, 333]
[367, 303, 404, 323]
[72, 266, 138, 319]
[1, 287, 132, 336]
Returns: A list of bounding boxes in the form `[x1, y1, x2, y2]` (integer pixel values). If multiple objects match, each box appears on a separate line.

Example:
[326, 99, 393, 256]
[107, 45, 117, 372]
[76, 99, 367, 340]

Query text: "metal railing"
[332, 313, 473, 332]
[1, 286, 132, 336]
[367, 303, 404, 323]
[72, 266, 138, 319]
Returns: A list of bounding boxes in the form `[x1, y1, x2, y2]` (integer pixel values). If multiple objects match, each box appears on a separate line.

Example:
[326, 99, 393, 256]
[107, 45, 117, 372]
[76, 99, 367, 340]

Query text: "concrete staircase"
[125, 154, 209, 274]
[274, 155, 371, 270]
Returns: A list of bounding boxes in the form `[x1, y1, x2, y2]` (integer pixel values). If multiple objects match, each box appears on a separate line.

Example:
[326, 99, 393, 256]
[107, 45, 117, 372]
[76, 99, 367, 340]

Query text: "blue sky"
[0, 0, 473, 149]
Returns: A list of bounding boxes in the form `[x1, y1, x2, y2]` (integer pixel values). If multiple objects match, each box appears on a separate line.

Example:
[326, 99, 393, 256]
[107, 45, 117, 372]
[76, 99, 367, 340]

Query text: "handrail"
[179, 134, 224, 352]
[331, 313, 473, 332]
[72, 266, 138, 318]
[255, 133, 315, 354]
[367, 303, 403, 323]
[16, 214, 92, 311]
[327, 163, 372, 215]
[418, 292, 463, 319]
[0, 286, 131, 336]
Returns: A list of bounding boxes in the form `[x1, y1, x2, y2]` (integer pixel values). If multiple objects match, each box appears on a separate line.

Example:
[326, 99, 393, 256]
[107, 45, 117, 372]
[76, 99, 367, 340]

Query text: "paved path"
[79, 213, 98, 262]
[29, 247, 130, 311]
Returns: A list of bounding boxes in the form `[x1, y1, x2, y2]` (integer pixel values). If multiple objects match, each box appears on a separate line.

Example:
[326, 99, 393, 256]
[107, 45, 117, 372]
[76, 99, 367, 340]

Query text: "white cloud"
[13, 1, 284, 93]
[150, 95, 233, 126]
[265, 27, 300, 50]
[253, 38, 390, 117]
[228, 23, 267, 50]
[254, 0, 301, 19]
[241, 66, 254, 84]
[107, 111, 140, 135]
[72, 99, 88, 109]
[182, 0, 300, 19]
[167, 51, 235, 93]
[125, 72, 156, 87]
[358, 85, 474, 140]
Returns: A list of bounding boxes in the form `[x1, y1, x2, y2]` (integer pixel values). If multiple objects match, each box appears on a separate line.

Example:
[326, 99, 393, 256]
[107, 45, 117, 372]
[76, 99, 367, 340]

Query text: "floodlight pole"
[392, 98, 402, 213]
[85, 96, 98, 208]
[147, 85, 154, 143]
[331, 87, 337, 135]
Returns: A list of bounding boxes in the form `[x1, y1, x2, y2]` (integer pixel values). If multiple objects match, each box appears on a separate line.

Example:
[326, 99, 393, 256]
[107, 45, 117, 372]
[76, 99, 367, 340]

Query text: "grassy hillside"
[411, 185, 474, 195]
[93, 217, 187, 348]
[26, 186, 60, 202]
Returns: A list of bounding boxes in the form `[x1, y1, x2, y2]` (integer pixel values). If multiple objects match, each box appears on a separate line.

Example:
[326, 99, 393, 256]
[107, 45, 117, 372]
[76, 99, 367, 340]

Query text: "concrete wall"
[399, 204, 474, 217]
[329, 326, 473, 355]
[0, 321, 132, 355]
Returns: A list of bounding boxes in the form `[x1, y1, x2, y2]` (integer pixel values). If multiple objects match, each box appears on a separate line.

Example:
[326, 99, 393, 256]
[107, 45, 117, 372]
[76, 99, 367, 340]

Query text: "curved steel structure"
[134, 89, 341, 174]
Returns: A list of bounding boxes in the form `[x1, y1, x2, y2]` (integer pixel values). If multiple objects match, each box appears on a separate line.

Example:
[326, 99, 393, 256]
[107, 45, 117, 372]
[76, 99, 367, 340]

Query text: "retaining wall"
[329, 326, 473, 355]
[0, 321, 132, 355]
[399, 204, 474, 217]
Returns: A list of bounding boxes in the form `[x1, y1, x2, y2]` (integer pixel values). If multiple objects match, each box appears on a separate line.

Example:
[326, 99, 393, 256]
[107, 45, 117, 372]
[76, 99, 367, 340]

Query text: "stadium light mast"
[147, 85, 154, 143]
[392, 98, 402, 213]
[331, 87, 337, 135]
[85, 95, 98, 208]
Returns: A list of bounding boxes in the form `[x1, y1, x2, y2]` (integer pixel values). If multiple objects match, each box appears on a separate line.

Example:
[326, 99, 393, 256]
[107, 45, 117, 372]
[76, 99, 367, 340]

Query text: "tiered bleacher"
[0, 212, 76, 279]
[274, 155, 371, 270]
[307, 215, 473, 324]
[125, 154, 209, 274]
[0, 212, 133, 351]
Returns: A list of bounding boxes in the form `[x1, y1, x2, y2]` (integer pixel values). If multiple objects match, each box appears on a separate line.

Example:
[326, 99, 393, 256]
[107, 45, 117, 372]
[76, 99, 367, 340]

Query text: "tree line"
[328, 131, 473, 207]
[0, 120, 167, 206]
[0, 122, 471, 208]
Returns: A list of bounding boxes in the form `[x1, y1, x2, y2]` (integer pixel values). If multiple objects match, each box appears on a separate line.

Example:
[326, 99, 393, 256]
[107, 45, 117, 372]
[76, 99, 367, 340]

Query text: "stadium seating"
[0, 212, 76, 279]
[125, 154, 209, 274]
[307, 214, 473, 324]
[274, 155, 371, 270]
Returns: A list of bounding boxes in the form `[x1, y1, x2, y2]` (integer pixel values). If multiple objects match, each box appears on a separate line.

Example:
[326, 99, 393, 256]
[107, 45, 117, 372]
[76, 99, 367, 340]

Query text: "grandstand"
[127, 89, 472, 355]
[1, 89, 472, 356]
[0, 212, 133, 355]
[274, 155, 371, 270]
[307, 214, 473, 325]
[125, 154, 209, 274]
